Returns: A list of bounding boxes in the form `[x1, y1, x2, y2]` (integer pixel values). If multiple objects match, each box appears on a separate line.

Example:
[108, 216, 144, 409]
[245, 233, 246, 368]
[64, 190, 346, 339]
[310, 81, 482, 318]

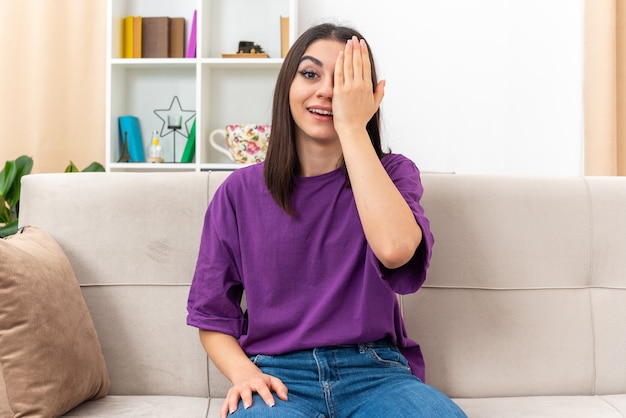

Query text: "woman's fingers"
[374, 79, 386, 109]
[219, 374, 288, 418]
[343, 37, 371, 85]
[334, 49, 344, 88]
[333, 36, 383, 132]
[269, 375, 289, 401]
[343, 37, 354, 82]
[359, 38, 373, 88]
[351, 37, 364, 82]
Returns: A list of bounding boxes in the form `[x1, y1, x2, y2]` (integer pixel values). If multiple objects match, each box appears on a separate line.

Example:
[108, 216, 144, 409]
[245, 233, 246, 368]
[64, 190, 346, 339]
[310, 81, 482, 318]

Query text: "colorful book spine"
[123, 16, 142, 58]
[118, 116, 146, 162]
[142, 17, 169, 58]
[181, 119, 196, 163]
[123, 16, 134, 58]
[186, 10, 197, 58]
[133, 16, 142, 58]
[169, 17, 186, 58]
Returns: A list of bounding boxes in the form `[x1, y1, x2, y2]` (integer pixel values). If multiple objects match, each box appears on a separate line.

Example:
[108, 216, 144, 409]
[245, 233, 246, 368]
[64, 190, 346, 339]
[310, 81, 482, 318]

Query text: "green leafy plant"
[64, 161, 105, 173]
[0, 155, 34, 238]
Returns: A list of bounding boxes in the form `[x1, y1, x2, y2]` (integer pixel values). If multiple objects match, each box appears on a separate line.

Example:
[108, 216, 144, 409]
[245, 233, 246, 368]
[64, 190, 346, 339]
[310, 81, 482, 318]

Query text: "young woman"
[187, 23, 466, 418]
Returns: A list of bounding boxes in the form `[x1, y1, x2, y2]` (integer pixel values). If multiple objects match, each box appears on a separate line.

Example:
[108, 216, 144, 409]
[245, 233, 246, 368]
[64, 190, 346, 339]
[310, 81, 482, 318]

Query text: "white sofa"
[12, 171, 626, 417]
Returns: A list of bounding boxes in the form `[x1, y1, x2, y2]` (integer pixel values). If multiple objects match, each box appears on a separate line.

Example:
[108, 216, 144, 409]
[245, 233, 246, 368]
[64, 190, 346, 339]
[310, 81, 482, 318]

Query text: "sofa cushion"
[0, 226, 110, 417]
[62, 395, 210, 417]
[453, 395, 626, 417]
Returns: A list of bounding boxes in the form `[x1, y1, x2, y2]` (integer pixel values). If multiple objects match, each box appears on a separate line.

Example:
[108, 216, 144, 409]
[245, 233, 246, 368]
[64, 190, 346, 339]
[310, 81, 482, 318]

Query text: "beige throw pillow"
[0, 226, 109, 417]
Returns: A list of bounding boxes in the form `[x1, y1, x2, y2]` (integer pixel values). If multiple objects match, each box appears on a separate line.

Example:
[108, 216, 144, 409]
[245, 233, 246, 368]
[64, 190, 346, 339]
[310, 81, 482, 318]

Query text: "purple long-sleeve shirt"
[187, 153, 434, 381]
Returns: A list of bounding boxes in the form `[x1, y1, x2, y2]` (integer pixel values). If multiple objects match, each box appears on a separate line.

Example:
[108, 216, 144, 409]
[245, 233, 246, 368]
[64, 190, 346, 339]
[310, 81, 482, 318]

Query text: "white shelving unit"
[106, 0, 297, 172]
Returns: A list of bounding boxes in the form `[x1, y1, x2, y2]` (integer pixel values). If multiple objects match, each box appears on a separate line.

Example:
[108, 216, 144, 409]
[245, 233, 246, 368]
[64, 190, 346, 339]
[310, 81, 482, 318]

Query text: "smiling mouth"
[309, 108, 333, 117]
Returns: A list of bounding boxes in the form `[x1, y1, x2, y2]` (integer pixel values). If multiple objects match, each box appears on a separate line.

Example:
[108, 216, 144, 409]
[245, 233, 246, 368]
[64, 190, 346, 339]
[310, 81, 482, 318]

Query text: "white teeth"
[309, 108, 333, 116]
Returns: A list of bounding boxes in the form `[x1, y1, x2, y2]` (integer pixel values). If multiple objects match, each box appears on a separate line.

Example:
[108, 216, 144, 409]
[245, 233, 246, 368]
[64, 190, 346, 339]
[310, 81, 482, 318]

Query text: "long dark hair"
[264, 23, 385, 215]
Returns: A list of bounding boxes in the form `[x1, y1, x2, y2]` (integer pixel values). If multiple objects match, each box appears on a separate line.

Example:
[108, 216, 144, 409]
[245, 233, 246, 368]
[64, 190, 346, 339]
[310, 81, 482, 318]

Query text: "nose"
[315, 77, 333, 99]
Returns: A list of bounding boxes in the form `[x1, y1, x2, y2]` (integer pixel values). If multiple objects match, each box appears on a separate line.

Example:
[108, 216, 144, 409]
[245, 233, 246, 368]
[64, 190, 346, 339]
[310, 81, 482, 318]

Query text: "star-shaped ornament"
[153, 96, 196, 138]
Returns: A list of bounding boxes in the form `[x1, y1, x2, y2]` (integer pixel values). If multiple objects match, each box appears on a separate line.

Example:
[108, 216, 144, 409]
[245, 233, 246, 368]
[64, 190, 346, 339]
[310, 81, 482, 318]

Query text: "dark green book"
[181, 119, 196, 163]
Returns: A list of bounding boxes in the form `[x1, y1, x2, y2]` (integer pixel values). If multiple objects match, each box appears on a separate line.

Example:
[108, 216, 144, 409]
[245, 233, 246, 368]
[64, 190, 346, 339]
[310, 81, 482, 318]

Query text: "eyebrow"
[299, 55, 323, 67]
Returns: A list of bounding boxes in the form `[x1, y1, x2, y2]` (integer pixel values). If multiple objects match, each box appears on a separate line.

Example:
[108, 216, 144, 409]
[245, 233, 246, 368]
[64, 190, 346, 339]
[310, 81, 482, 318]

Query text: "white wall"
[298, 0, 584, 175]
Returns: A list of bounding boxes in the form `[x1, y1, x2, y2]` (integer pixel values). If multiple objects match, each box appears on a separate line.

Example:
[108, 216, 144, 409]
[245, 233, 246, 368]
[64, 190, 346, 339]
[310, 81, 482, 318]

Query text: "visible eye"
[298, 70, 318, 80]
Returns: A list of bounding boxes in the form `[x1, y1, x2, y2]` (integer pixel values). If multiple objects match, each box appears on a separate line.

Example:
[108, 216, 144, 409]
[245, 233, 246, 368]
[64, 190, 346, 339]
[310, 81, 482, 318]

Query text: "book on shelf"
[281, 16, 289, 58]
[181, 118, 196, 163]
[131, 16, 187, 59]
[142, 17, 169, 58]
[169, 18, 185, 58]
[118, 116, 145, 162]
[123, 16, 142, 58]
[186, 10, 197, 58]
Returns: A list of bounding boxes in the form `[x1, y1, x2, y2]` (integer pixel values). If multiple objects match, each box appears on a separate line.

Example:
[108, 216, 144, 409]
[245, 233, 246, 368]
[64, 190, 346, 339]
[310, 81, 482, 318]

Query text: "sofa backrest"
[18, 172, 626, 400]
[405, 174, 626, 398]
[19, 172, 231, 398]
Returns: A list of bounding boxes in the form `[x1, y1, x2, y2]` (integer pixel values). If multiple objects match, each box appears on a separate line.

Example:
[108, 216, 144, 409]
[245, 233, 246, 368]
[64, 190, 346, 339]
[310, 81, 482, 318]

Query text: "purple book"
[186, 10, 197, 58]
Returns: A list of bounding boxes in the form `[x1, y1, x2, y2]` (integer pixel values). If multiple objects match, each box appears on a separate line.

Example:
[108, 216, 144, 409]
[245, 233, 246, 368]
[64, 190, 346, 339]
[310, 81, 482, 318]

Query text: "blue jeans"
[233, 341, 467, 417]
